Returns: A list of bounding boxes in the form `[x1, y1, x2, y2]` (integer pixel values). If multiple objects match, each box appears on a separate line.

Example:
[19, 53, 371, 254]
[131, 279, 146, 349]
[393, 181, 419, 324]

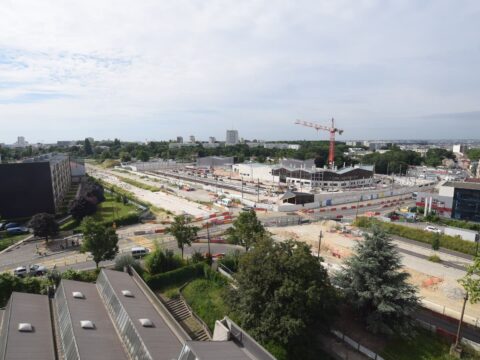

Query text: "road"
[0, 222, 232, 273]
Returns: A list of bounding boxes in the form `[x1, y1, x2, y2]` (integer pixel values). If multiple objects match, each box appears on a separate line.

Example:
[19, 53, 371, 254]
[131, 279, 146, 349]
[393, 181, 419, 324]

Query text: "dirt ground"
[268, 222, 480, 321]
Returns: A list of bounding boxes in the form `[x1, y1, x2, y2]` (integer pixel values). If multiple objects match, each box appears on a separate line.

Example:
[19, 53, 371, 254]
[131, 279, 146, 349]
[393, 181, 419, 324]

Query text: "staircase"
[164, 296, 211, 341]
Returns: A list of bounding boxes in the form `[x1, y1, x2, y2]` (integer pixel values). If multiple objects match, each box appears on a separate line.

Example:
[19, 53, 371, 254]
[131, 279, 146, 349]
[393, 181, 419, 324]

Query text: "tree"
[167, 215, 199, 259]
[84, 138, 93, 156]
[28, 213, 59, 242]
[432, 232, 441, 251]
[144, 245, 183, 274]
[81, 217, 119, 268]
[69, 197, 97, 221]
[136, 149, 150, 162]
[459, 257, 480, 304]
[230, 237, 336, 352]
[120, 151, 132, 162]
[226, 210, 266, 251]
[333, 226, 419, 336]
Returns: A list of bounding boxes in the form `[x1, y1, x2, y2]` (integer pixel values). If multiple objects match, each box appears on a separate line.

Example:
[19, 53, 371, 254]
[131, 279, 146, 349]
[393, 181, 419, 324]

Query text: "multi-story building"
[225, 130, 239, 146]
[189, 135, 196, 143]
[177, 136, 184, 143]
[197, 156, 234, 168]
[209, 136, 216, 143]
[0, 153, 72, 218]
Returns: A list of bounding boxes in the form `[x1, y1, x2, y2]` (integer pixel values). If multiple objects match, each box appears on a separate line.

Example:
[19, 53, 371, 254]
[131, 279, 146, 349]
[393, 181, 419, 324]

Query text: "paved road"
[416, 308, 480, 344]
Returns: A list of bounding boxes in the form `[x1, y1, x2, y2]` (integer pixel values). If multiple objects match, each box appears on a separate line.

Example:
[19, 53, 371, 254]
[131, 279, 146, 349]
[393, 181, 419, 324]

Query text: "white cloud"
[0, 0, 479, 142]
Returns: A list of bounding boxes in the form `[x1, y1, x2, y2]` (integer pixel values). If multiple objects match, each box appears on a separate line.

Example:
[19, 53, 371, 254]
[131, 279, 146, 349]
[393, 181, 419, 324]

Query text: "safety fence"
[331, 329, 385, 360]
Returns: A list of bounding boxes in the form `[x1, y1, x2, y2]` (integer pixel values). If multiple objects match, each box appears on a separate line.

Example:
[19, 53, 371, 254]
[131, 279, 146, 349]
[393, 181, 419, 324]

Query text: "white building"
[226, 130, 239, 145]
[189, 135, 196, 143]
[232, 163, 276, 182]
[453, 144, 467, 155]
[13, 136, 28, 148]
[209, 136, 216, 143]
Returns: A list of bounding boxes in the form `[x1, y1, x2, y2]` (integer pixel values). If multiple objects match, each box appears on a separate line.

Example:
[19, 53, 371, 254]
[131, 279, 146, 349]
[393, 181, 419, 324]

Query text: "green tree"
[333, 226, 419, 336]
[136, 149, 150, 162]
[230, 237, 336, 353]
[28, 213, 59, 242]
[144, 245, 183, 274]
[120, 151, 132, 162]
[226, 210, 266, 251]
[432, 232, 441, 251]
[81, 217, 119, 268]
[167, 215, 199, 259]
[84, 138, 93, 156]
[459, 257, 480, 304]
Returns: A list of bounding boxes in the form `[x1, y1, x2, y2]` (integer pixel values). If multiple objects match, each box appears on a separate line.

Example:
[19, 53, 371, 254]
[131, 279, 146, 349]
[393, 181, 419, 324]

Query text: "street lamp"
[452, 292, 469, 354]
[317, 230, 323, 259]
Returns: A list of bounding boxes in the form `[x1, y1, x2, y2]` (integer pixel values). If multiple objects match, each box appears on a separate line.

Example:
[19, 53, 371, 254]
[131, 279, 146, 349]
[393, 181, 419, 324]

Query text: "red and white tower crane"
[294, 118, 344, 169]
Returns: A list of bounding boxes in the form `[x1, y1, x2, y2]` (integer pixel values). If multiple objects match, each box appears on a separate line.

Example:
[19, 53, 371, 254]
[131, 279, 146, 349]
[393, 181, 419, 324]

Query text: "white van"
[131, 247, 149, 258]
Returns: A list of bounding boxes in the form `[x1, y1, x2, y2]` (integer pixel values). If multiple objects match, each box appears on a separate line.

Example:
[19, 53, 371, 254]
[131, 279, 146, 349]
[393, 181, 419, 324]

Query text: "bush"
[190, 251, 206, 264]
[61, 268, 100, 283]
[144, 263, 205, 290]
[144, 246, 184, 275]
[428, 254, 442, 263]
[0, 273, 50, 307]
[218, 250, 242, 273]
[114, 253, 143, 275]
[355, 217, 477, 255]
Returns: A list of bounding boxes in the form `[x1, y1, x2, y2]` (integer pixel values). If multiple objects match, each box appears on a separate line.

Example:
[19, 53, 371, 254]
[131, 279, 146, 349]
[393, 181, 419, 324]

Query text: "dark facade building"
[451, 182, 480, 223]
[0, 154, 71, 219]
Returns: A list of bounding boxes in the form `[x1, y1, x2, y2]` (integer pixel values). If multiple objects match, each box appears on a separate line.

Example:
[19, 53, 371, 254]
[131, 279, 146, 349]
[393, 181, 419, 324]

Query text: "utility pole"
[241, 176, 244, 199]
[317, 230, 323, 259]
[257, 179, 260, 203]
[453, 292, 469, 353]
[206, 221, 211, 256]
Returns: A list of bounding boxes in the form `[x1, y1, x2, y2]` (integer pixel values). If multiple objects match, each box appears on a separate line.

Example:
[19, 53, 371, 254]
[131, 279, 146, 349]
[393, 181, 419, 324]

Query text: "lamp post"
[453, 292, 469, 353]
[317, 230, 323, 259]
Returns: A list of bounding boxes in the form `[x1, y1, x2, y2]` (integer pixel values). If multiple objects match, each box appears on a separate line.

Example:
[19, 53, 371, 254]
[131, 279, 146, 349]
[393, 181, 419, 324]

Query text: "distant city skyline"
[1, 1, 479, 142]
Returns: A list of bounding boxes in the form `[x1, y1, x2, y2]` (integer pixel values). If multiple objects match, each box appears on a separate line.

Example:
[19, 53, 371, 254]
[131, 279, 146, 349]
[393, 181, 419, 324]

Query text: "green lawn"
[182, 278, 231, 332]
[92, 194, 138, 223]
[114, 175, 161, 192]
[0, 233, 30, 251]
[60, 193, 140, 231]
[381, 330, 479, 360]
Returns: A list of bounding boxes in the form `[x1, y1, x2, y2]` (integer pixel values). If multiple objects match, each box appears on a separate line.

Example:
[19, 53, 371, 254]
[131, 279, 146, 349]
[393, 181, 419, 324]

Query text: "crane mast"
[294, 118, 344, 169]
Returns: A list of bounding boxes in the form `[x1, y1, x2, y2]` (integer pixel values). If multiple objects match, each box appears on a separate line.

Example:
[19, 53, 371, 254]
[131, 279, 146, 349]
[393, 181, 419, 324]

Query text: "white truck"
[444, 226, 479, 242]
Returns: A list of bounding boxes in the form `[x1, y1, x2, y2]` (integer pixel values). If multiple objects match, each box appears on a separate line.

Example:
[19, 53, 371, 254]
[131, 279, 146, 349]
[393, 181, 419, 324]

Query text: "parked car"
[29, 264, 47, 276]
[5, 223, 21, 230]
[13, 266, 28, 277]
[7, 227, 29, 235]
[0, 222, 6, 231]
[424, 226, 442, 234]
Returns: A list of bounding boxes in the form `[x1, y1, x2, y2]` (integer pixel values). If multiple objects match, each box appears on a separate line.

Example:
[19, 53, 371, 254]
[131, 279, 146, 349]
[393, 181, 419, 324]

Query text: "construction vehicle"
[294, 118, 344, 168]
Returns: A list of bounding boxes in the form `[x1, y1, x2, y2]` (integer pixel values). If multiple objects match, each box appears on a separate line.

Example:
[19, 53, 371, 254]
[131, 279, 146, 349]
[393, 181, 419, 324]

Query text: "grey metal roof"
[101, 269, 183, 360]
[59, 280, 129, 360]
[1, 292, 55, 360]
[444, 181, 480, 191]
[186, 341, 256, 360]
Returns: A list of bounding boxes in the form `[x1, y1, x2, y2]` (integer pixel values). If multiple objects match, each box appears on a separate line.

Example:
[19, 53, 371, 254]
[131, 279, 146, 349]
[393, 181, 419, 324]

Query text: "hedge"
[143, 263, 206, 290]
[355, 217, 477, 256]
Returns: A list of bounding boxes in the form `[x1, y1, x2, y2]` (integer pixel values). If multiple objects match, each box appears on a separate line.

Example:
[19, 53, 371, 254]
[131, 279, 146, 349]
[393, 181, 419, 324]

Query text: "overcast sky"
[0, 0, 479, 143]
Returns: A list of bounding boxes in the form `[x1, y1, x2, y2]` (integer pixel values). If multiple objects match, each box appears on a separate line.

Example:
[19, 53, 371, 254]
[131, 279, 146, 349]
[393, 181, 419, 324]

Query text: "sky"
[0, 0, 479, 143]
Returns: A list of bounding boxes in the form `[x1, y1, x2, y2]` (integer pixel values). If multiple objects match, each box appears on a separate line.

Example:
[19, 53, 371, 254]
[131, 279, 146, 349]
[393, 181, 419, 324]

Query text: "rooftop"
[56, 280, 129, 360]
[185, 341, 257, 360]
[443, 181, 480, 191]
[0, 292, 55, 360]
[100, 269, 183, 360]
